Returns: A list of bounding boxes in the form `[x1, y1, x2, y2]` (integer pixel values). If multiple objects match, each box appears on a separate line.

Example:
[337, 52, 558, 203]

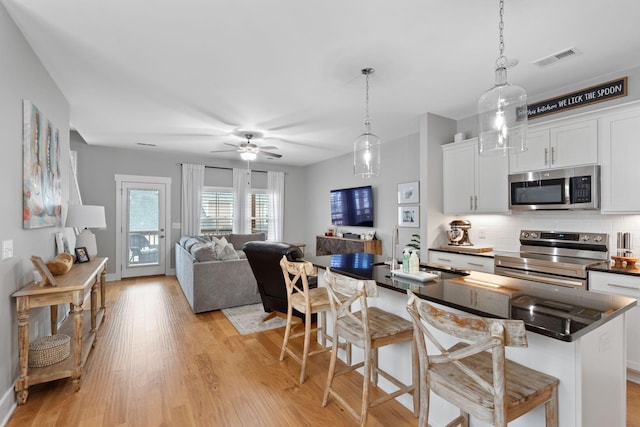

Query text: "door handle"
[544, 147, 548, 165]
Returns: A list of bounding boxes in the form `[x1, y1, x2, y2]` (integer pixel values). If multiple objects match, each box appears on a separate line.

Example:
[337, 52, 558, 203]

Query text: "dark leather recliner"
[243, 241, 317, 321]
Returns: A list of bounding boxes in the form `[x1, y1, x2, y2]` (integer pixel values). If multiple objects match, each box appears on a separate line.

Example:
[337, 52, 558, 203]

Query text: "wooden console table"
[316, 235, 382, 256]
[12, 257, 108, 404]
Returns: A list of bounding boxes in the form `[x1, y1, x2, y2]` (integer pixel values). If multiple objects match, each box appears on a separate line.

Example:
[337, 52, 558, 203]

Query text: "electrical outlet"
[478, 229, 487, 239]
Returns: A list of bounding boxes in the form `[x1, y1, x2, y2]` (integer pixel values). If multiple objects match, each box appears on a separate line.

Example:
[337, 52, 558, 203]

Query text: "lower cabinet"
[428, 250, 494, 273]
[316, 235, 382, 256]
[589, 270, 640, 379]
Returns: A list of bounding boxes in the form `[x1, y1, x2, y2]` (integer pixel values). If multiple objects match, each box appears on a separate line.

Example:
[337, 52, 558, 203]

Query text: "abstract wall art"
[23, 100, 62, 228]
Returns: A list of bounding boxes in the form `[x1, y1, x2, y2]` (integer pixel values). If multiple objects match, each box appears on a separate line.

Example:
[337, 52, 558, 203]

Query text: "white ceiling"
[3, 0, 640, 166]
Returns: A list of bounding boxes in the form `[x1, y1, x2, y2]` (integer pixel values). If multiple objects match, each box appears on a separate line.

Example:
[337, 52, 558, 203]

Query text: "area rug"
[222, 303, 287, 335]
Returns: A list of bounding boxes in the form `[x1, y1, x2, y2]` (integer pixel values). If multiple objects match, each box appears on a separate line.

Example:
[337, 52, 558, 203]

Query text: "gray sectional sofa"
[175, 233, 265, 313]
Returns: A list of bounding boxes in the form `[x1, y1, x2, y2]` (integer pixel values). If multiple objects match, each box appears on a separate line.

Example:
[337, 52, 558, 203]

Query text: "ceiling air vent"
[533, 47, 580, 67]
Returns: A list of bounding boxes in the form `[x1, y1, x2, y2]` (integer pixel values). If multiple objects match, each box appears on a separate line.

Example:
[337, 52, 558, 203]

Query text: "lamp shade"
[65, 205, 106, 229]
[65, 205, 106, 259]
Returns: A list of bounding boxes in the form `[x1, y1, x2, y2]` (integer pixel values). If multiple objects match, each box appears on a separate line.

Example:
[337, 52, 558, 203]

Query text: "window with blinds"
[201, 188, 233, 234]
[200, 187, 270, 235]
[250, 190, 269, 235]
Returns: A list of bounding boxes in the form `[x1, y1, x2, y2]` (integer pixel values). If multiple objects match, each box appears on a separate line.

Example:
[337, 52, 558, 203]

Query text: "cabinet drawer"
[428, 251, 494, 273]
[589, 271, 640, 298]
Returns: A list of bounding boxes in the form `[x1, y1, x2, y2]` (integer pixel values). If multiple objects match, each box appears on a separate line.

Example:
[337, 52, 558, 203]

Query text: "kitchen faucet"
[391, 225, 399, 270]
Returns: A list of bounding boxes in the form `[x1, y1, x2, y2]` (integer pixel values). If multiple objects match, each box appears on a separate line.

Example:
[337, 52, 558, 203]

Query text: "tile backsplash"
[448, 211, 640, 254]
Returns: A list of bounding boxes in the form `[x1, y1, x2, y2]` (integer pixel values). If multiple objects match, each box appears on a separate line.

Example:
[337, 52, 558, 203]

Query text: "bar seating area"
[407, 290, 560, 427]
[322, 268, 418, 426]
[278, 257, 334, 384]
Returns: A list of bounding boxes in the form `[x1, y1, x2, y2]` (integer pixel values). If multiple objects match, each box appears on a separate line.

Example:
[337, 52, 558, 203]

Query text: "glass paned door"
[122, 182, 166, 277]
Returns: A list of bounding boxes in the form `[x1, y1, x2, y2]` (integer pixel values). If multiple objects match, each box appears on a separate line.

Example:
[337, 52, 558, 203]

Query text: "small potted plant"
[406, 233, 420, 256]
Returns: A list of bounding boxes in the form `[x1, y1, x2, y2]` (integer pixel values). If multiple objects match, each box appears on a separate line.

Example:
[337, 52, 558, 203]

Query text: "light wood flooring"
[7, 275, 640, 426]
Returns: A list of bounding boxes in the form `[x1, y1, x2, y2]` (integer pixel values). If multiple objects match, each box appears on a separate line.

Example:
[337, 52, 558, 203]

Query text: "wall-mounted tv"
[330, 185, 374, 227]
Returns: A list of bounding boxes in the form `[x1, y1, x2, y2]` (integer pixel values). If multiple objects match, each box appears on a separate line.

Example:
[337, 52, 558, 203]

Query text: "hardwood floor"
[7, 276, 417, 426]
[7, 275, 640, 426]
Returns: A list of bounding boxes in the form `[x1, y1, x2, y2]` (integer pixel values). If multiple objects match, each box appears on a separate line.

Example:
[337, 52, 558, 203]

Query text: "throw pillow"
[192, 244, 217, 262]
[214, 242, 239, 261]
[211, 236, 229, 247]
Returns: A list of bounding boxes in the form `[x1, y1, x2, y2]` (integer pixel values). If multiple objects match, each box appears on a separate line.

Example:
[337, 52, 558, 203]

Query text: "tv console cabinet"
[316, 235, 382, 256]
[12, 257, 108, 404]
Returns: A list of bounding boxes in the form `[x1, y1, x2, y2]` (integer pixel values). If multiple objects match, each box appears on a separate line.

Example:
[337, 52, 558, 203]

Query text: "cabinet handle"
[551, 147, 555, 164]
[607, 283, 639, 292]
[474, 195, 478, 211]
[470, 196, 473, 210]
[437, 257, 452, 262]
[544, 148, 548, 165]
[468, 262, 484, 267]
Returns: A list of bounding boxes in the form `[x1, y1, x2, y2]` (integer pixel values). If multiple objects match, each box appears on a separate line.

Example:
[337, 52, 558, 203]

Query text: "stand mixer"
[447, 220, 473, 246]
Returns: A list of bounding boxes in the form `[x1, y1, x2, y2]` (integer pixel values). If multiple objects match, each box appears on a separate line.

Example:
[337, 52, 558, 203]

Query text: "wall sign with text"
[528, 77, 627, 119]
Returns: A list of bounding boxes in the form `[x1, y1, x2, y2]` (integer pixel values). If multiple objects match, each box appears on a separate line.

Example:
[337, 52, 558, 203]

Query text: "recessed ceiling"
[3, 0, 640, 166]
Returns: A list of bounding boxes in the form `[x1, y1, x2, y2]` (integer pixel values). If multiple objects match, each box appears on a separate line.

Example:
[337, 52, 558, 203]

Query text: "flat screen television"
[330, 185, 374, 227]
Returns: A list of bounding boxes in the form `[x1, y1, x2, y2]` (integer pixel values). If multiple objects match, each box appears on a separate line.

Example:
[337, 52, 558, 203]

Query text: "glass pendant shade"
[354, 123, 381, 178]
[478, 67, 527, 156]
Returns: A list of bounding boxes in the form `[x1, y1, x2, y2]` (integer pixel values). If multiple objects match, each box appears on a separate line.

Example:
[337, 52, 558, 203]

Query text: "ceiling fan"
[211, 133, 282, 160]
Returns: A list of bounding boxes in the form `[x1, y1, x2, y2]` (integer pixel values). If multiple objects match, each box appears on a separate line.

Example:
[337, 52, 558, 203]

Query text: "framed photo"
[75, 247, 90, 263]
[398, 205, 420, 227]
[397, 181, 419, 204]
[55, 232, 65, 255]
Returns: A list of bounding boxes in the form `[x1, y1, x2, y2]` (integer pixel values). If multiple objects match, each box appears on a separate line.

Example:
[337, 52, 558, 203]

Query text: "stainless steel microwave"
[509, 165, 600, 210]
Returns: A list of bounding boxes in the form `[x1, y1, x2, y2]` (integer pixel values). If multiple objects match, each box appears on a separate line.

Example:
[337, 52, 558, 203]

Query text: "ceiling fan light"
[240, 151, 257, 161]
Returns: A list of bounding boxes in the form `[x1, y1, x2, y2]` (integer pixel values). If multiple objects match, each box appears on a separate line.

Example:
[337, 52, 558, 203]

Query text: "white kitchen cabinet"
[598, 107, 640, 213]
[428, 250, 494, 273]
[442, 138, 509, 214]
[509, 119, 598, 173]
[589, 270, 640, 381]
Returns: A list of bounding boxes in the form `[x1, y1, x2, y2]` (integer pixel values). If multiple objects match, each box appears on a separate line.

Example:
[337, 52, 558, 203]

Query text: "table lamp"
[65, 205, 106, 259]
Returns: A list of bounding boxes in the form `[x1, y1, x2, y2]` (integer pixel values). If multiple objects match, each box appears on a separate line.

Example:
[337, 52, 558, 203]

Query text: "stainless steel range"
[494, 230, 609, 289]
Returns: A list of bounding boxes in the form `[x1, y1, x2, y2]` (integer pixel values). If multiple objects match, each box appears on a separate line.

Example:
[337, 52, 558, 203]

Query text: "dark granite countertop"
[589, 263, 640, 277]
[307, 252, 636, 342]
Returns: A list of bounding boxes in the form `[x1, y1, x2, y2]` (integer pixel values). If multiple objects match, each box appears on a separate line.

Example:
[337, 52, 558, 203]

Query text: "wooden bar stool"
[322, 268, 418, 427]
[406, 290, 559, 427]
[279, 256, 342, 384]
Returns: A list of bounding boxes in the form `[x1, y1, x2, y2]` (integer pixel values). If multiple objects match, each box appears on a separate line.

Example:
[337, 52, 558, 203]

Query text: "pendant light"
[354, 68, 381, 178]
[478, 0, 527, 156]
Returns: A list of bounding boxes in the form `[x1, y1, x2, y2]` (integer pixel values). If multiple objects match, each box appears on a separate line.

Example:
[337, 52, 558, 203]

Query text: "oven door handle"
[494, 267, 585, 288]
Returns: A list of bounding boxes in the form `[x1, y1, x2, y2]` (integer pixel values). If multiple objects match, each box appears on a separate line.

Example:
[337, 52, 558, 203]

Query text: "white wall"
[304, 133, 421, 259]
[0, 4, 70, 423]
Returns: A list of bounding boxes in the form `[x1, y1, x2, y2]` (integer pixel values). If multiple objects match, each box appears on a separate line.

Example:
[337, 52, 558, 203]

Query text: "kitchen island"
[308, 252, 636, 427]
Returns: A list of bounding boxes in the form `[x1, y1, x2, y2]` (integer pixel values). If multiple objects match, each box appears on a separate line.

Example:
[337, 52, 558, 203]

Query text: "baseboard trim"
[0, 384, 16, 427]
[628, 368, 640, 384]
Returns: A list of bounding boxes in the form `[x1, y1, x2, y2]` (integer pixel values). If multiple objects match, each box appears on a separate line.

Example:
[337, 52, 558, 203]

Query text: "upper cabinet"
[442, 138, 509, 214]
[598, 107, 640, 213]
[509, 119, 598, 173]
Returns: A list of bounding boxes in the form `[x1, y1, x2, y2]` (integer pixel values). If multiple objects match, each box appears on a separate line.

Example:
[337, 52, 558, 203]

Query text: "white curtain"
[232, 168, 251, 234]
[267, 171, 285, 241]
[181, 163, 204, 236]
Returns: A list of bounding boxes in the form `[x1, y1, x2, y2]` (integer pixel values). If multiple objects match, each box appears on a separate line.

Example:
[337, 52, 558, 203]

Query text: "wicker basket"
[28, 334, 71, 368]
